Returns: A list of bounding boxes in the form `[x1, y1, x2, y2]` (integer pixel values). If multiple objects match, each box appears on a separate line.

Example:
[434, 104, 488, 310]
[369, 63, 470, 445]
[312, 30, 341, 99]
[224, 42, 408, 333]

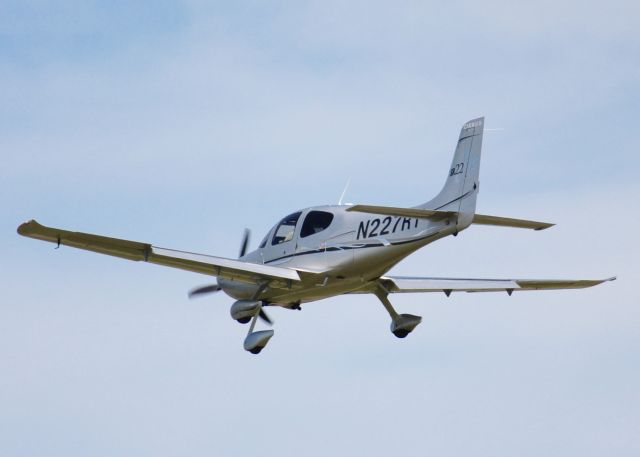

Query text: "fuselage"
[218, 204, 458, 305]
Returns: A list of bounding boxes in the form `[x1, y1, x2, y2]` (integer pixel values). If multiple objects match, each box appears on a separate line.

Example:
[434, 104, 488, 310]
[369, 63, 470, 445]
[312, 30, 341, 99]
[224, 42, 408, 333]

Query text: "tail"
[418, 117, 484, 231]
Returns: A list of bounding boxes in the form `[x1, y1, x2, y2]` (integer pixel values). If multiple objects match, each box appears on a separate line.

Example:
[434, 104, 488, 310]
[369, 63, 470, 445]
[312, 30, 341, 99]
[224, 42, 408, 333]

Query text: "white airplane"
[18, 117, 614, 354]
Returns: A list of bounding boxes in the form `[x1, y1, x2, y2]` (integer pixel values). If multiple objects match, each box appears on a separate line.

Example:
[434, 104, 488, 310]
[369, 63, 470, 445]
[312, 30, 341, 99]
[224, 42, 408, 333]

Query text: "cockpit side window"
[271, 212, 302, 245]
[301, 211, 334, 238]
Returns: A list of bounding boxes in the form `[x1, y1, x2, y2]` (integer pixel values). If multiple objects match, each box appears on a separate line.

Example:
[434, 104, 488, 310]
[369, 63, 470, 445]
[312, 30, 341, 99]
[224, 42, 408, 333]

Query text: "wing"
[374, 275, 615, 295]
[17, 220, 300, 286]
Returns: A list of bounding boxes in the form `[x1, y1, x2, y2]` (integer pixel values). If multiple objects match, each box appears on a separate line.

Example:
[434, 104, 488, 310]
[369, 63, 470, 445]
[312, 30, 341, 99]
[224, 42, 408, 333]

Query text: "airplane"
[17, 117, 615, 354]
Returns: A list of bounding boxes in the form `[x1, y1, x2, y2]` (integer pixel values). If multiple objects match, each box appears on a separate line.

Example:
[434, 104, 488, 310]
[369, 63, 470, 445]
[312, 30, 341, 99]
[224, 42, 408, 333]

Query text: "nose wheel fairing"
[244, 329, 274, 354]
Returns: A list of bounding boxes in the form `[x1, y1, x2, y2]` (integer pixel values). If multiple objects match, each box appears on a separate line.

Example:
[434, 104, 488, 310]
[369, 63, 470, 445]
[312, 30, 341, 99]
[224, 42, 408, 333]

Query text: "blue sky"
[2, 2, 639, 456]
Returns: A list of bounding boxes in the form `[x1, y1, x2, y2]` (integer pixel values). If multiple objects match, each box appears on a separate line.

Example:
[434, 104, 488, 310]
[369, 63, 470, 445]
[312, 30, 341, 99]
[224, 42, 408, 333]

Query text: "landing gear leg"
[374, 289, 422, 338]
[243, 283, 274, 354]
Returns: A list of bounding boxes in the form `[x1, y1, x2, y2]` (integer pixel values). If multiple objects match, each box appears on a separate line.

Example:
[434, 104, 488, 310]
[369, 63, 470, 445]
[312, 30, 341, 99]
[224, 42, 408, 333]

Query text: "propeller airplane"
[18, 117, 614, 354]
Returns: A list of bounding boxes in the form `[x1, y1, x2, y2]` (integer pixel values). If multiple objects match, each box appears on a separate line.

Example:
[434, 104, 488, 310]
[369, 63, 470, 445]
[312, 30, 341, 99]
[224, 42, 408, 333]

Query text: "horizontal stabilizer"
[346, 204, 455, 220]
[472, 214, 554, 230]
[346, 205, 553, 231]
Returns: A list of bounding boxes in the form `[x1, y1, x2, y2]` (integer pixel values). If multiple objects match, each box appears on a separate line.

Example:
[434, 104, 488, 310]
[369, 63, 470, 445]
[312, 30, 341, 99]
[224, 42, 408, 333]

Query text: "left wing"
[17, 220, 301, 286]
[374, 275, 615, 295]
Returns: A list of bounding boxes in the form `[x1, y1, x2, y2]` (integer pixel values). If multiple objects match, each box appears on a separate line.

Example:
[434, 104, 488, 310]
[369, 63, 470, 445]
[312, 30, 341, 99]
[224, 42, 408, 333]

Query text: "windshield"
[271, 212, 302, 245]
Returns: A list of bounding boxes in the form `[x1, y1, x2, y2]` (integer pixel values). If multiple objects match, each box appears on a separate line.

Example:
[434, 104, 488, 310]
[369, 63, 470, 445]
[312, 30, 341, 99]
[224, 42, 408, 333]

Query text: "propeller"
[239, 228, 250, 258]
[187, 228, 273, 325]
[188, 284, 221, 298]
[258, 309, 273, 325]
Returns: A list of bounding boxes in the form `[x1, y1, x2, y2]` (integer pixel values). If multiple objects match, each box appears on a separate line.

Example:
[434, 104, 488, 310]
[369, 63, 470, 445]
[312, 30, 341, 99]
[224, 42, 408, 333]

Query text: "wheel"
[392, 329, 410, 338]
[237, 317, 251, 324]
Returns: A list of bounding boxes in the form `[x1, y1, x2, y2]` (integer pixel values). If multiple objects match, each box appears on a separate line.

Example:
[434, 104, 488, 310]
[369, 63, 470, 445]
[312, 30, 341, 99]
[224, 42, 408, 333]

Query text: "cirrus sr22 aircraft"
[18, 117, 614, 354]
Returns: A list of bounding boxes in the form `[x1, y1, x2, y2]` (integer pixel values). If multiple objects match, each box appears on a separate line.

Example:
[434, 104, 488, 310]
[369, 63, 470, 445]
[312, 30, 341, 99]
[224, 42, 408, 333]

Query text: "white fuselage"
[218, 205, 457, 305]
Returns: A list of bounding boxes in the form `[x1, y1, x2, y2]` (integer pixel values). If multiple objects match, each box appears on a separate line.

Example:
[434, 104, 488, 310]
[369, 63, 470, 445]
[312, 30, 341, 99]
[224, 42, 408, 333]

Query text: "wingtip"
[534, 223, 555, 231]
[17, 219, 39, 236]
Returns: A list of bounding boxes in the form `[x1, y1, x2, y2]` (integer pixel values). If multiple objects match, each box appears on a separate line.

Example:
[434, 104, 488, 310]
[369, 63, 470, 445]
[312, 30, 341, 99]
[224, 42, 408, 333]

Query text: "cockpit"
[259, 209, 335, 249]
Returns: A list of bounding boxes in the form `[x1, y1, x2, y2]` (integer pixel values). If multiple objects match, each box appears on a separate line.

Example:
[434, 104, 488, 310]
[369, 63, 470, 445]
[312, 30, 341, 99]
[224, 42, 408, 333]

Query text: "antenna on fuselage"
[337, 177, 351, 205]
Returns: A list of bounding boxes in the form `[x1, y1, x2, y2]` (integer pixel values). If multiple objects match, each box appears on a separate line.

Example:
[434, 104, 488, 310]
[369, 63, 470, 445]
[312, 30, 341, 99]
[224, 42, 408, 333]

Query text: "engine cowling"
[230, 300, 261, 322]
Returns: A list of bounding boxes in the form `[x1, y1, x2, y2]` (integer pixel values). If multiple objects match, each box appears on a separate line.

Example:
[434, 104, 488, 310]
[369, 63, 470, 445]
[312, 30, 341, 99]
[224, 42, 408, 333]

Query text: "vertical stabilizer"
[418, 117, 484, 231]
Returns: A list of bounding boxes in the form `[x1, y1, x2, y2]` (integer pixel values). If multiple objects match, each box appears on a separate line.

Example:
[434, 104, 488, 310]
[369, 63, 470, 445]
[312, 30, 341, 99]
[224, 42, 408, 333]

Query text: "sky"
[1, 1, 639, 456]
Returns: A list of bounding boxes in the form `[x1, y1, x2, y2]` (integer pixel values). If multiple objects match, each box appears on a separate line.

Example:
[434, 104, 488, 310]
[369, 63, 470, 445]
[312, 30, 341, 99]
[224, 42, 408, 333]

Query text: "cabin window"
[301, 211, 334, 238]
[271, 212, 302, 245]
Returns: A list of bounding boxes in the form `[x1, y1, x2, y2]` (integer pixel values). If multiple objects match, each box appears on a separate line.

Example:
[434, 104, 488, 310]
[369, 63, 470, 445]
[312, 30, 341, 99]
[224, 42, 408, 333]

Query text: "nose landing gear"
[239, 283, 275, 354]
[243, 302, 275, 354]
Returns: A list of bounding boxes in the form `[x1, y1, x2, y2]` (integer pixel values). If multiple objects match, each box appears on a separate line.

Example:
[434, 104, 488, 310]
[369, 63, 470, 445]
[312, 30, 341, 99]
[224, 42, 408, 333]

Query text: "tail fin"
[418, 117, 484, 231]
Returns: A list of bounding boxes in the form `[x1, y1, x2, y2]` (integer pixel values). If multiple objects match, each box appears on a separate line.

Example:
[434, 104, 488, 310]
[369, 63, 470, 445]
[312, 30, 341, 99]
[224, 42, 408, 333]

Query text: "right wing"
[17, 220, 300, 286]
[376, 276, 615, 295]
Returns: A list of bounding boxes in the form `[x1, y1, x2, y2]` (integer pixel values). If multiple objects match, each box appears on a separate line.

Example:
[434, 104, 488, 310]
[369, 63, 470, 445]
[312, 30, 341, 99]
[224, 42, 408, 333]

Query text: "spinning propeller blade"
[188, 284, 221, 298]
[239, 228, 250, 258]
[188, 229, 251, 299]
[259, 309, 273, 325]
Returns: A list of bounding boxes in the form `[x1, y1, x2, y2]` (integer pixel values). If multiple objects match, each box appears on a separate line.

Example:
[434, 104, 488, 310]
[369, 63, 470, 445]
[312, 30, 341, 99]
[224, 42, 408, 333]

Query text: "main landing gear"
[375, 289, 422, 338]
